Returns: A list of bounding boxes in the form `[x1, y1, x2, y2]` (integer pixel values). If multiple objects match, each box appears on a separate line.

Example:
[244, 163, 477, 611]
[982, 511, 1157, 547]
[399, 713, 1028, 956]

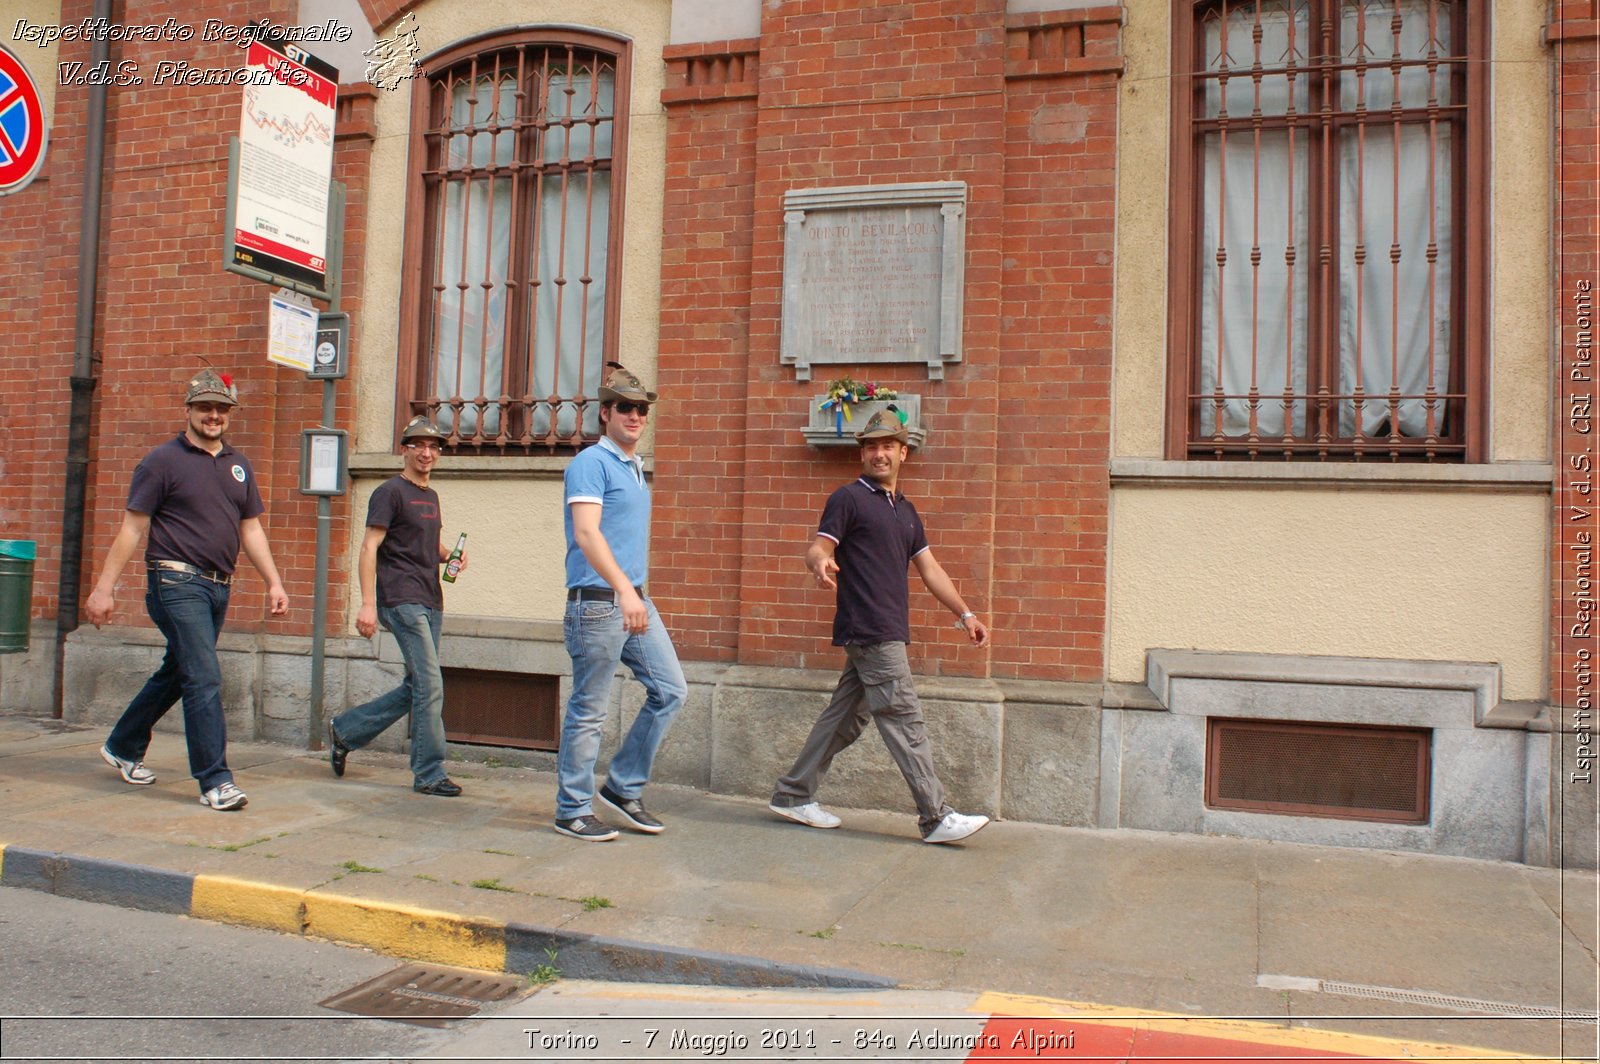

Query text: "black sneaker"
[414, 777, 462, 797]
[554, 815, 619, 842]
[327, 720, 349, 778]
[597, 785, 665, 834]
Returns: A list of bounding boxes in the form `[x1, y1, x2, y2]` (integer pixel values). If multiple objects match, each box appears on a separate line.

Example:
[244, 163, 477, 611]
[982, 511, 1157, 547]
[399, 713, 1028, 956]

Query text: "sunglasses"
[613, 402, 651, 417]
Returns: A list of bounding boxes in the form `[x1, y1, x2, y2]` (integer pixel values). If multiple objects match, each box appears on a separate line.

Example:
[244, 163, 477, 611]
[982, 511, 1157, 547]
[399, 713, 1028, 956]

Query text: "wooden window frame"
[1165, 0, 1488, 462]
[395, 28, 632, 453]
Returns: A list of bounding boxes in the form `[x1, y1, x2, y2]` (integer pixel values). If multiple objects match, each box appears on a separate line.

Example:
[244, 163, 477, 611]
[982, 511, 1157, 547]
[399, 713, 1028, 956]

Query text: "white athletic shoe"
[101, 744, 156, 785]
[199, 781, 248, 811]
[769, 801, 842, 829]
[923, 811, 989, 844]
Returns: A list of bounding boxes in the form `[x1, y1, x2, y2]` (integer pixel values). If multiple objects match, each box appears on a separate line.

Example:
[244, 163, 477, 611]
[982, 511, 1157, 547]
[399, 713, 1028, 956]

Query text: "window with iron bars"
[1166, 0, 1486, 461]
[398, 32, 630, 451]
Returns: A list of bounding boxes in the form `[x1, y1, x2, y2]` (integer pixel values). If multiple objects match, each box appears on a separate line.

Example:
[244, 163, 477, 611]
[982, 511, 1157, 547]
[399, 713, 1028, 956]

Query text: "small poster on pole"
[268, 288, 318, 370]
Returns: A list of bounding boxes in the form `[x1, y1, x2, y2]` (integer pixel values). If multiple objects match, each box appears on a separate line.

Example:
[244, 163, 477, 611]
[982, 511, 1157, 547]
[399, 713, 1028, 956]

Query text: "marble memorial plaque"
[781, 182, 966, 380]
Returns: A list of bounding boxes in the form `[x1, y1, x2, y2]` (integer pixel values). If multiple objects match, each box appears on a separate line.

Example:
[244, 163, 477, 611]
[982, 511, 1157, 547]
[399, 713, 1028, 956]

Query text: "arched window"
[397, 30, 630, 450]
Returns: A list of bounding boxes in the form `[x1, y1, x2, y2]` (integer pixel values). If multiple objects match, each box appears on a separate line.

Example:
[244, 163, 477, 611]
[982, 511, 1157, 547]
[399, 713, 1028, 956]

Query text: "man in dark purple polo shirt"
[770, 408, 993, 844]
[86, 368, 288, 812]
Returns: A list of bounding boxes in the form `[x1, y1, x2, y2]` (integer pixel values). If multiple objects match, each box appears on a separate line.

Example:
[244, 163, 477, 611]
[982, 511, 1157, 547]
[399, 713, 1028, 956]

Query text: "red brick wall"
[653, 3, 1120, 682]
[2, 0, 373, 647]
[652, 42, 760, 663]
[1552, 0, 1600, 726]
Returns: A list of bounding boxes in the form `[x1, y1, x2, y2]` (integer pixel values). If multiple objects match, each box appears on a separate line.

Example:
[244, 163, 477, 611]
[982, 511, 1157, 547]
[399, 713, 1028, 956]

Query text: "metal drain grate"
[1261, 975, 1599, 1023]
[320, 963, 526, 1027]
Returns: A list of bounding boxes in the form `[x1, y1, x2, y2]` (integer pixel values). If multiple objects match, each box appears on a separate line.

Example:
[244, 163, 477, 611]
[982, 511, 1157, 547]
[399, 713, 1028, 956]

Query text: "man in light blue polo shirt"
[555, 361, 688, 841]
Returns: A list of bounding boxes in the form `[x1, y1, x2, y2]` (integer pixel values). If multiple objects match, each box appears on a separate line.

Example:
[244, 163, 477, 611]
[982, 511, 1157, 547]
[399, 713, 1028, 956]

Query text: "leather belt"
[150, 560, 233, 586]
[567, 586, 644, 602]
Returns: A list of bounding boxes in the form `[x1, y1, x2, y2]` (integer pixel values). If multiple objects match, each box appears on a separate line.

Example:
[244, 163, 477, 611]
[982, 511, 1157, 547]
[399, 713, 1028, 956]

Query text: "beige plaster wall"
[347, 0, 671, 627]
[347, 475, 570, 620]
[1106, 0, 1552, 699]
[1108, 488, 1547, 699]
[1112, 0, 1551, 460]
[9, 0, 61, 121]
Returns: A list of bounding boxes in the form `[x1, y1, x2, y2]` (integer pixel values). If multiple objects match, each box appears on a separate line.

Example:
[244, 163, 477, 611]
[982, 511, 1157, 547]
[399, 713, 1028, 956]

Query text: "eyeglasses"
[613, 402, 651, 417]
[405, 440, 443, 452]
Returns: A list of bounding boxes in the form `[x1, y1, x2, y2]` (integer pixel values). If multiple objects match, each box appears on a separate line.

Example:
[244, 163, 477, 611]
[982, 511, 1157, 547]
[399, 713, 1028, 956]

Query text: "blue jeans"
[106, 569, 233, 793]
[331, 603, 449, 787]
[557, 598, 686, 821]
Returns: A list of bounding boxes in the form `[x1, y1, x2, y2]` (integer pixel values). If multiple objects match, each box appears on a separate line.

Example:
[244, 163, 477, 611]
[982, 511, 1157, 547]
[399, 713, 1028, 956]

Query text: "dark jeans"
[106, 569, 233, 793]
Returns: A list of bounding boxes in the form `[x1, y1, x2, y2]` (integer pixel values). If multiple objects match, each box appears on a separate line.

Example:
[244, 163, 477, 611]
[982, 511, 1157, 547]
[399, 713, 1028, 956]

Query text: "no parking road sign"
[0, 45, 47, 196]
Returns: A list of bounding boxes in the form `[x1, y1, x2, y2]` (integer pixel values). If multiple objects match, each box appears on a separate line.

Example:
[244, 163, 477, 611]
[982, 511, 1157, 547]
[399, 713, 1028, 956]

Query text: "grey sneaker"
[923, 810, 988, 844]
[769, 801, 842, 829]
[597, 785, 664, 834]
[101, 743, 156, 786]
[199, 781, 248, 811]
[553, 815, 619, 842]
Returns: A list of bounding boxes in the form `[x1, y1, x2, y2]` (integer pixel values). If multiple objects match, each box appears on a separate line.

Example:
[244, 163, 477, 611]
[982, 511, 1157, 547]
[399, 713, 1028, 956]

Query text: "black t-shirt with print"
[367, 475, 443, 610]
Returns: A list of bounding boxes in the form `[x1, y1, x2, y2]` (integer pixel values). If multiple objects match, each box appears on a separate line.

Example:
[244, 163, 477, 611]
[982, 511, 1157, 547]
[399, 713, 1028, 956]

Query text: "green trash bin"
[0, 540, 36, 654]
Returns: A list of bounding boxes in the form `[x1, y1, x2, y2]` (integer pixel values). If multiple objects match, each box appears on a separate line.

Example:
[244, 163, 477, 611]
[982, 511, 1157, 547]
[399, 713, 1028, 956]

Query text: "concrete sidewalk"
[0, 713, 1595, 1059]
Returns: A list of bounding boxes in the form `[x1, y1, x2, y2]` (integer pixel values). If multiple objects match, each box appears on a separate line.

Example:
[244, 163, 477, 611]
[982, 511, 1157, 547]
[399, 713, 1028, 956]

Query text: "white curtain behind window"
[1198, 0, 1453, 442]
[531, 69, 613, 441]
[433, 74, 515, 437]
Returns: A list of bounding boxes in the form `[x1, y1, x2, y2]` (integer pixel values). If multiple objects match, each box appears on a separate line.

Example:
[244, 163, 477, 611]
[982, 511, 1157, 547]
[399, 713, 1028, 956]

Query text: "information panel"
[230, 27, 337, 290]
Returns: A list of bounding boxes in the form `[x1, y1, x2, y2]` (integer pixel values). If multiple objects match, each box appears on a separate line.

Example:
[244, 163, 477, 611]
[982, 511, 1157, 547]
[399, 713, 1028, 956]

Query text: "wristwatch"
[954, 611, 976, 629]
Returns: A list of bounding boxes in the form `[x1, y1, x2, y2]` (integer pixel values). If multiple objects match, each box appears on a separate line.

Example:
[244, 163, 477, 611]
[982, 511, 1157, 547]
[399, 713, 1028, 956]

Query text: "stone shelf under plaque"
[802, 394, 925, 450]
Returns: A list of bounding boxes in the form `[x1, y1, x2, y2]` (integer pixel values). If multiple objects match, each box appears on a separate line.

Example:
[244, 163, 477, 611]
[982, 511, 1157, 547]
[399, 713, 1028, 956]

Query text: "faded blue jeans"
[106, 568, 234, 794]
[557, 598, 687, 821]
[331, 603, 449, 788]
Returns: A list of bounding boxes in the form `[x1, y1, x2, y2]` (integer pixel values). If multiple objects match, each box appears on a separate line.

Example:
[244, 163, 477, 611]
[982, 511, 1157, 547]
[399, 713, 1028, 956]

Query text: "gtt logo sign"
[0, 45, 48, 196]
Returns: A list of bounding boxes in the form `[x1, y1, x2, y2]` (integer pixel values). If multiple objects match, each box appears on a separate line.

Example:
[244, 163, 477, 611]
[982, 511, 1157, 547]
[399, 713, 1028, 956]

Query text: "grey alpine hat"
[597, 361, 659, 404]
[854, 406, 910, 444]
[184, 368, 239, 406]
[400, 415, 447, 442]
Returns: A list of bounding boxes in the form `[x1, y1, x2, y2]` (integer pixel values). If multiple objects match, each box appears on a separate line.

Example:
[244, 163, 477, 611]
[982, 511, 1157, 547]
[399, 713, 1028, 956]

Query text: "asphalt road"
[0, 887, 472, 1062]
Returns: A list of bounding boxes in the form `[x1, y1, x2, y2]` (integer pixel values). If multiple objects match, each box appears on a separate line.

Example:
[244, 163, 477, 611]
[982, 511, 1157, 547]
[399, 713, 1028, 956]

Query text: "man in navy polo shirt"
[554, 361, 687, 842]
[770, 408, 992, 844]
[86, 368, 289, 812]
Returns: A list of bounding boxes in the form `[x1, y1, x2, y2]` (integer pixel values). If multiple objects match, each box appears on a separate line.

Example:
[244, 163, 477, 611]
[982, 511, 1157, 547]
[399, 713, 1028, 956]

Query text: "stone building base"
[47, 624, 1586, 869]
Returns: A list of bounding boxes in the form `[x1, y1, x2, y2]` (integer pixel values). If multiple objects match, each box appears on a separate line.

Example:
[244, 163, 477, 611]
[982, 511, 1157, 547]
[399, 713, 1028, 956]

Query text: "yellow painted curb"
[0, 842, 6, 881]
[192, 874, 304, 935]
[302, 891, 507, 971]
[977, 992, 1537, 1061]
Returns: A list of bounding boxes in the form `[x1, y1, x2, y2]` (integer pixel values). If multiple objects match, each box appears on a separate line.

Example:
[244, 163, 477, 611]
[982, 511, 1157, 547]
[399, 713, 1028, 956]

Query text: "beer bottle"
[442, 532, 467, 583]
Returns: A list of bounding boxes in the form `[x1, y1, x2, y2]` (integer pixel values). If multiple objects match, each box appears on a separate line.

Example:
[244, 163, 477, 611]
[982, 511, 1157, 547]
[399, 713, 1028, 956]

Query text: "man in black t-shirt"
[87, 368, 289, 812]
[769, 409, 993, 844]
[327, 416, 467, 796]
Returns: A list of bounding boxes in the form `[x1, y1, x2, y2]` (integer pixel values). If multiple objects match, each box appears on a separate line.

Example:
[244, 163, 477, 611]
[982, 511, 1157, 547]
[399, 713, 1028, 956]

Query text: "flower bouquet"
[817, 378, 902, 437]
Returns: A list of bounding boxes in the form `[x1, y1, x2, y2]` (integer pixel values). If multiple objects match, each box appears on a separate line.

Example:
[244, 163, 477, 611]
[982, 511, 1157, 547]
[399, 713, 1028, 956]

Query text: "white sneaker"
[100, 743, 156, 785]
[923, 810, 989, 844]
[769, 801, 842, 829]
[199, 782, 248, 811]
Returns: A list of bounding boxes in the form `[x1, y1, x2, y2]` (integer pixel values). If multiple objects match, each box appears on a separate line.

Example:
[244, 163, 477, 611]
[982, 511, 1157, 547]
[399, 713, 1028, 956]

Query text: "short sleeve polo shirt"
[563, 435, 651, 589]
[128, 434, 265, 575]
[817, 477, 929, 646]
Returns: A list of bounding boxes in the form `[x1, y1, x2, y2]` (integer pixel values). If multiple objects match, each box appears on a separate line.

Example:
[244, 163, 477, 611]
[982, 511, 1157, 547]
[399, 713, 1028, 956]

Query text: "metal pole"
[308, 182, 345, 749]
[309, 381, 335, 745]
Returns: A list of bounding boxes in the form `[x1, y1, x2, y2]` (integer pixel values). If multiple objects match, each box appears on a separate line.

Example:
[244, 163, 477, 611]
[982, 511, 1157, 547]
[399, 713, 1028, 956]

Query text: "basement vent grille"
[1205, 717, 1430, 824]
[442, 668, 560, 751]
